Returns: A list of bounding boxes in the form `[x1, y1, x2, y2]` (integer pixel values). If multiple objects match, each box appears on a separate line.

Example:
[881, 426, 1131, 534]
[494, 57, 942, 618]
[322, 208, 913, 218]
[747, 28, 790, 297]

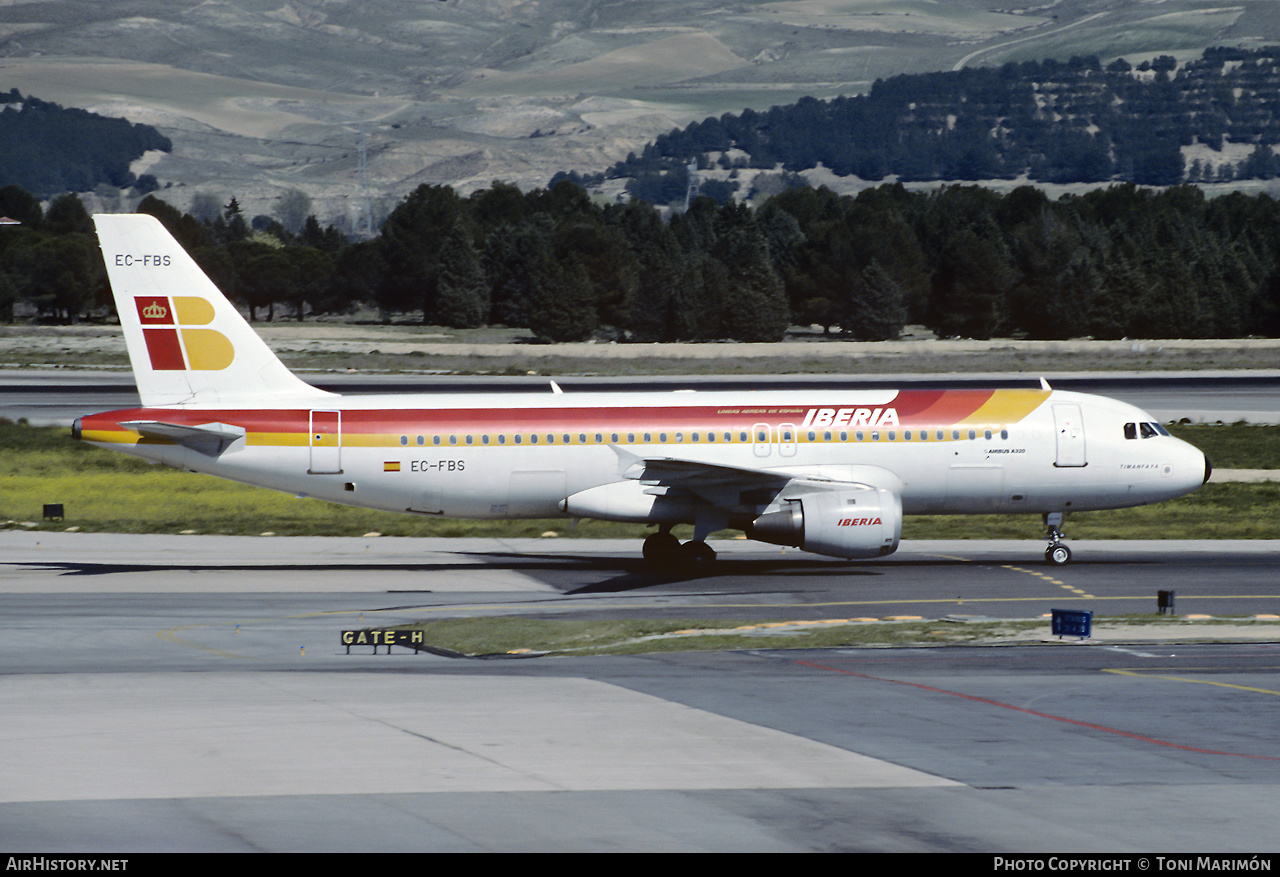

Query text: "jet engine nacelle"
[746, 487, 902, 559]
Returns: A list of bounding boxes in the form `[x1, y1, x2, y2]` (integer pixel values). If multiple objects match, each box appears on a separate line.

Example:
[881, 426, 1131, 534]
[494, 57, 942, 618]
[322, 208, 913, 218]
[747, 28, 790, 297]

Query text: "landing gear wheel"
[642, 532, 681, 570]
[1043, 512, 1071, 566]
[680, 540, 717, 574]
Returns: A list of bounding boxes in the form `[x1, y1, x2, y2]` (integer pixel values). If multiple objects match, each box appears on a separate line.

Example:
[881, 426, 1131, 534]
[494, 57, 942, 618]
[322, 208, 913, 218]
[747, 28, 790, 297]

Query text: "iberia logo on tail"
[135, 295, 234, 371]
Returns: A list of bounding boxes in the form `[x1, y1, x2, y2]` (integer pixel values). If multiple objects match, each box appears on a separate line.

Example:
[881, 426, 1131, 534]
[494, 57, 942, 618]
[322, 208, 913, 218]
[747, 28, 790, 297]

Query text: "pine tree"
[840, 261, 905, 340]
[434, 225, 488, 328]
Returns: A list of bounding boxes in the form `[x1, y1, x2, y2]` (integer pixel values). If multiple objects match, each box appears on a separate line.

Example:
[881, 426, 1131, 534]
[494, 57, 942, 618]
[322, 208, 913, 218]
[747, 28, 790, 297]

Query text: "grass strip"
[384, 615, 1280, 657]
[2, 421, 1277, 539]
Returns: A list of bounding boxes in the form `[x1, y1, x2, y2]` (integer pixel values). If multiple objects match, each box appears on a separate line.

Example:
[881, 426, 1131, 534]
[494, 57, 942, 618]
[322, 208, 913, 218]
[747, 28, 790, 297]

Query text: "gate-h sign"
[341, 629, 425, 654]
[1050, 609, 1093, 639]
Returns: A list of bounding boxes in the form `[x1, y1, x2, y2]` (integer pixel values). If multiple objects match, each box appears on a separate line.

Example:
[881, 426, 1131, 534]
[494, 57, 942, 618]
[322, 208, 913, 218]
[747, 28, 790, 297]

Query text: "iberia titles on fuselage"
[74, 214, 1212, 570]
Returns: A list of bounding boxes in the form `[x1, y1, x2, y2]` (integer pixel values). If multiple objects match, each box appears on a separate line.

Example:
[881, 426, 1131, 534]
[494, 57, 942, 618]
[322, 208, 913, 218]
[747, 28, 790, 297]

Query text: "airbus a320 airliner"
[74, 214, 1212, 569]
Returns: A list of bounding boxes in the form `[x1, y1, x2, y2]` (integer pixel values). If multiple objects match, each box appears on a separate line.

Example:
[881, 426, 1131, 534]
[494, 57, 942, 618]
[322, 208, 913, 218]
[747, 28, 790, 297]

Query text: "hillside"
[612, 47, 1280, 203]
[1, 1, 1278, 224]
[0, 90, 171, 197]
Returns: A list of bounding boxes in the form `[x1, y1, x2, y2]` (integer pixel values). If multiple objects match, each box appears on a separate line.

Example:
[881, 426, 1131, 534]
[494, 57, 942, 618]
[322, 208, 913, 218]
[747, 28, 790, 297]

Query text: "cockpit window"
[1126, 421, 1166, 439]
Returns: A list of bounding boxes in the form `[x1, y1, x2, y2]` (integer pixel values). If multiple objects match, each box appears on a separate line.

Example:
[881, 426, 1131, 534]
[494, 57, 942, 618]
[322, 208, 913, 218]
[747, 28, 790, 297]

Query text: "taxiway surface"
[4, 369, 1279, 426]
[2, 532, 1279, 851]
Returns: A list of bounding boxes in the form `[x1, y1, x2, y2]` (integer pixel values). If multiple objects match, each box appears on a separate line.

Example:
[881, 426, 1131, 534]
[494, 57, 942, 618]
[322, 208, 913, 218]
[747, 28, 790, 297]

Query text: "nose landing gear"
[1044, 512, 1072, 565]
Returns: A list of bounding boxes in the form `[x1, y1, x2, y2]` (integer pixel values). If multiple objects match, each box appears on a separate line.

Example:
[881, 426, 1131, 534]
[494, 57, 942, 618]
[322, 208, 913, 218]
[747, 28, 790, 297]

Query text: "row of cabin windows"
[397, 428, 1012, 447]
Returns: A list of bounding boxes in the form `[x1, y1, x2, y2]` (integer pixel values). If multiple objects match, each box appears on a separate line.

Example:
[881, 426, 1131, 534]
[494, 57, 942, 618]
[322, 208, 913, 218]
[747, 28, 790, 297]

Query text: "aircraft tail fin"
[93, 213, 334, 407]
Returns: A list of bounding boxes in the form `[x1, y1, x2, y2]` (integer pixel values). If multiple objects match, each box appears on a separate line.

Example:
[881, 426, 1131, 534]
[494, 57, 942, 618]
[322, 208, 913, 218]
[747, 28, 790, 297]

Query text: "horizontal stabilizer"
[119, 420, 246, 456]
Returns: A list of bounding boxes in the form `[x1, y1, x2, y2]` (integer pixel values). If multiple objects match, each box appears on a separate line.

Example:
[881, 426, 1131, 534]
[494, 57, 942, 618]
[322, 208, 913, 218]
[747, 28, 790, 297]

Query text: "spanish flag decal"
[135, 296, 234, 371]
[384, 461, 401, 472]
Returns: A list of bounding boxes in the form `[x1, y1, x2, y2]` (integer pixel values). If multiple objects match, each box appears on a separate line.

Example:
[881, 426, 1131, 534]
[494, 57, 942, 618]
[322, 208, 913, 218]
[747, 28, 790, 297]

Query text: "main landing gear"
[642, 529, 717, 573]
[1044, 512, 1072, 565]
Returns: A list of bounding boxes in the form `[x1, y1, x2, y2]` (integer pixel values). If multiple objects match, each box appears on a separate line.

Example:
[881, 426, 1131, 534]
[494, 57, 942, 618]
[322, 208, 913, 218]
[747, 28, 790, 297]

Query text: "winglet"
[1040, 377, 1052, 391]
[609, 443, 647, 479]
[94, 213, 334, 407]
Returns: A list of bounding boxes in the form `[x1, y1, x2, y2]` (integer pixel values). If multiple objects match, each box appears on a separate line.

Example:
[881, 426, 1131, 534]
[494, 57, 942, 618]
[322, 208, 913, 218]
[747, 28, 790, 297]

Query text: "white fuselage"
[79, 386, 1210, 529]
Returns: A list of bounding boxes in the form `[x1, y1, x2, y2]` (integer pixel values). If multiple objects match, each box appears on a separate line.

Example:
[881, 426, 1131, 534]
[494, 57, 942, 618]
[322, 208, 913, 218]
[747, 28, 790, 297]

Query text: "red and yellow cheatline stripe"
[76, 389, 1053, 449]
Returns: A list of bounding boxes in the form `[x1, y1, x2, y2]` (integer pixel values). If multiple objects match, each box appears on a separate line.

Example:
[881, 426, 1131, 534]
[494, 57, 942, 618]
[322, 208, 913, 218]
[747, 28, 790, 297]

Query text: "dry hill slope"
[1, 0, 1278, 223]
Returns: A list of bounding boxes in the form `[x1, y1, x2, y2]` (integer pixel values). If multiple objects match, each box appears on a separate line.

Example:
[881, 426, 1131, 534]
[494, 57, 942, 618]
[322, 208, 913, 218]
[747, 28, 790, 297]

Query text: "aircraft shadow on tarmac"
[459, 551, 887, 594]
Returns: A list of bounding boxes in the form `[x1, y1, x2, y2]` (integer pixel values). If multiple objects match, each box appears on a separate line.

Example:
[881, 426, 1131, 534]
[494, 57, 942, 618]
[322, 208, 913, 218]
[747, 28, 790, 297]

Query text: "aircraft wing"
[612, 445, 902, 508]
[618, 450, 794, 487]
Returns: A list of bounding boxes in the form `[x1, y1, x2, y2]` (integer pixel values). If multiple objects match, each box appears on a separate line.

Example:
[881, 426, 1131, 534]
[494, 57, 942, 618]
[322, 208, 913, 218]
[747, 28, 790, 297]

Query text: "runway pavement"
[3, 369, 1279, 426]
[2, 532, 1279, 852]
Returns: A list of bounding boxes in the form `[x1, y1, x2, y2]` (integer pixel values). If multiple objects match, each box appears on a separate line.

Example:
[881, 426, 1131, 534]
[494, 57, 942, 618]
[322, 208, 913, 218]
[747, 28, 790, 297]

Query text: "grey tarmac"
[2, 532, 1279, 851]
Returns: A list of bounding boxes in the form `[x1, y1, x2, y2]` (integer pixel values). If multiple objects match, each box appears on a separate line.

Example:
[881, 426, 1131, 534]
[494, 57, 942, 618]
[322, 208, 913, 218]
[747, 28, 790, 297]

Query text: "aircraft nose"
[1203, 454, 1213, 485]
